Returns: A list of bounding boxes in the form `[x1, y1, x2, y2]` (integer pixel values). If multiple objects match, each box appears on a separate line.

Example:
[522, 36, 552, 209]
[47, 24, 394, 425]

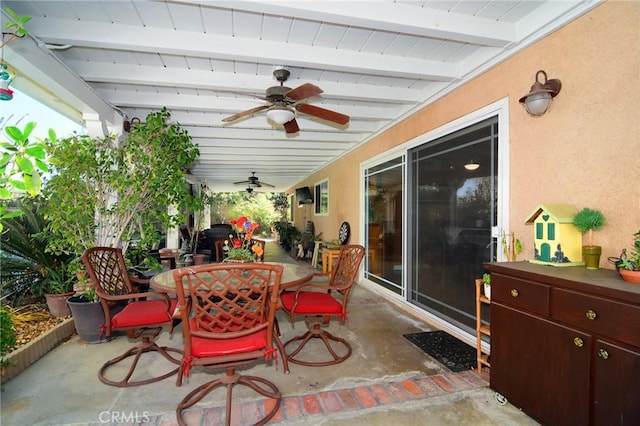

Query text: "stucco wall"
[290, 1, 639, 270]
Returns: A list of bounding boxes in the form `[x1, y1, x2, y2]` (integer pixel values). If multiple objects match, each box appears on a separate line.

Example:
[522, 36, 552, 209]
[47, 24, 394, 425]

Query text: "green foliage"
[269, 192, 290, 221]
[0, 306, 17, 369]
[273, 222, 300, 252]
[572, 208, 606, 234]
[183, 183, 212, 252]
[0, 122, 54, 231]
[2, 7, 31, 43]
[482, 273, 491, 286]
[619, 230, 640, 271]
[573, 207, 606, 246]
[0, 198, 74, 303]
[42, 108, 199, 257]
[210, 192, 280, 237]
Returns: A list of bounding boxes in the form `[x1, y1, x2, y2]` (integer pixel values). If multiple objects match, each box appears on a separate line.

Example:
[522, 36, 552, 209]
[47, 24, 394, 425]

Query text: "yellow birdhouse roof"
[525, 204, 578, 224]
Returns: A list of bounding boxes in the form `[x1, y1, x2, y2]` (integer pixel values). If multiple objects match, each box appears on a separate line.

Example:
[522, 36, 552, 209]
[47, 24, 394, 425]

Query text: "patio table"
[150, 262, 314, 294]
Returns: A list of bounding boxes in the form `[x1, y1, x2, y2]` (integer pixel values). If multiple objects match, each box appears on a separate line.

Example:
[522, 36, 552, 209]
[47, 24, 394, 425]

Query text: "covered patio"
[1, 241, 537, 425]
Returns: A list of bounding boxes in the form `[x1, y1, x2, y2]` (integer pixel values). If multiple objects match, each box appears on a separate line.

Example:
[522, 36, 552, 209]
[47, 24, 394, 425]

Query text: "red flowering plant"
[224, 216, 264, 261]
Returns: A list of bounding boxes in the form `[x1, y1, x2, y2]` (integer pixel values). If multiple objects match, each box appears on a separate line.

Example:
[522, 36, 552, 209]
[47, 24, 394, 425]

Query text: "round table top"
[149, 261, 315, 293]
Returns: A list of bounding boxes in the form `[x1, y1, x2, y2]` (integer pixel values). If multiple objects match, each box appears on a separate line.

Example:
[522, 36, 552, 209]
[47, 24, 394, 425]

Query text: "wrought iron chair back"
[172, 263, 284, 426]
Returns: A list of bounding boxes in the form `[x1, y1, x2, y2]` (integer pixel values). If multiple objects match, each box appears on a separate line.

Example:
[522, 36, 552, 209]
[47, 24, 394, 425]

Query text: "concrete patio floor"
[1, 241, 538, 425]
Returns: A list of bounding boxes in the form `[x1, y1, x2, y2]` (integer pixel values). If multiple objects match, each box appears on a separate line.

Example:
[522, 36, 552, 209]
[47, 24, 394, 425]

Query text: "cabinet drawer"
[493, 274, 549, 317]
[551, 288, 640, 348]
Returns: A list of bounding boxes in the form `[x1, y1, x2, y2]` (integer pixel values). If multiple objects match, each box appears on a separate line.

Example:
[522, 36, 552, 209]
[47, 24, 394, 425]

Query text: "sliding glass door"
[364, 156, 404, 295]
[407, 117, 498, 332]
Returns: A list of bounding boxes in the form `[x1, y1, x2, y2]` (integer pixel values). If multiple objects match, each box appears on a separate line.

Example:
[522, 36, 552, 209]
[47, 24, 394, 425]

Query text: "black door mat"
[403, 330, 476, 372]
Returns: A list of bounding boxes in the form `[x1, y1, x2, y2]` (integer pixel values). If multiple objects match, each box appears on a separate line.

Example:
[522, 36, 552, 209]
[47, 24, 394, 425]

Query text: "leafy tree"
[210, 192, 280, 237]
[42, 108, 200, 256]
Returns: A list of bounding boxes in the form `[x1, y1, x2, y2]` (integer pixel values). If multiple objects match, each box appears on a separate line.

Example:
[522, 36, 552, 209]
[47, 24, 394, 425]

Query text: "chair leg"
[99, 330, 183, 387]
[283, 317, 352, 367]
[176, 367, 282, 426]
[273, 334, 290, 374]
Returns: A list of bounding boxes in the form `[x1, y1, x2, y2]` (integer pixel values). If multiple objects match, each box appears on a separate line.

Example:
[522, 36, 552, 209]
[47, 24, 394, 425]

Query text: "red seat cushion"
[280, 291, 343, 315]
[189, 319, 268, 357]
[111, 299, 175, 329]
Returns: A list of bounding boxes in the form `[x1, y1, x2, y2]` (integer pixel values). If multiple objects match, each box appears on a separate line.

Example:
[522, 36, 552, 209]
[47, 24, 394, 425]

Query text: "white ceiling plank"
[25, 16, 461, 80]
[180, 0, 517, 46]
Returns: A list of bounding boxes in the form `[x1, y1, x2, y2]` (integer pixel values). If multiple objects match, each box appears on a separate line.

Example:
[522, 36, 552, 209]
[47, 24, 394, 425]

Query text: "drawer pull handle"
[585, 309, 597, 320]
[573, 337, 584, 348]
[597, 349, 609, 360]
[510, 289, 519, 297]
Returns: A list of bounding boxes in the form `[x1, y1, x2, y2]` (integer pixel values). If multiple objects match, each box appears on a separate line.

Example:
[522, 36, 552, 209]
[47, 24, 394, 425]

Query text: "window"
[314, 179, 329, 215]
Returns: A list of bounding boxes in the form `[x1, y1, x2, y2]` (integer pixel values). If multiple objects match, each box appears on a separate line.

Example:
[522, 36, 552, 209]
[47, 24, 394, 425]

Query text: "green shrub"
[1, 306, 17, 369]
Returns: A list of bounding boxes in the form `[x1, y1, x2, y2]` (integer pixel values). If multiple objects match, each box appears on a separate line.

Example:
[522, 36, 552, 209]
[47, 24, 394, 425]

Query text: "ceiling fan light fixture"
[266, 106, 295, 124]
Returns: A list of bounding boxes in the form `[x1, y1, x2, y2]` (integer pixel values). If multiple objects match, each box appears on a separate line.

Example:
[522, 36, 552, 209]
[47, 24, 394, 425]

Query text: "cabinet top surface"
[485, 261, 640, 303]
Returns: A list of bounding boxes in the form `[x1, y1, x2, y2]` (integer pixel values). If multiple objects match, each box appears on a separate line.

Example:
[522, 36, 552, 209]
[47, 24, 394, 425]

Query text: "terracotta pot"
[193, 253, 206, 265]
[619, 269, 640, 284]
[44, 292, 75, 317]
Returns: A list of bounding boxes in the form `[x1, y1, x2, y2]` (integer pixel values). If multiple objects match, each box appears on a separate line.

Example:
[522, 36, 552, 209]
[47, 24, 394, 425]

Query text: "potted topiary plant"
[617, 230, 640, 284]
[572, 207, 606, 270]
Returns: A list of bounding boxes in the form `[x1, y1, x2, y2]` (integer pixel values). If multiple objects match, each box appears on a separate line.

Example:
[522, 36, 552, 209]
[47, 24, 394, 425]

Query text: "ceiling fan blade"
[283, 118, 300, 134]
[286, 83, 323, 102]
[233, 180, 249, 185]
[222, 105, 270, 123]
[296, 103, 350, 125]
[260, 181, 276, 188]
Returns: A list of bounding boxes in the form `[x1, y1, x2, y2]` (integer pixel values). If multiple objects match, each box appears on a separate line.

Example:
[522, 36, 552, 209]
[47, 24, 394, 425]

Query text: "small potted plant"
[66, 277, 107, 344]
[572, 207, 606, 269]
[618, 230, 640, 284]
[482, 273, 491, 300]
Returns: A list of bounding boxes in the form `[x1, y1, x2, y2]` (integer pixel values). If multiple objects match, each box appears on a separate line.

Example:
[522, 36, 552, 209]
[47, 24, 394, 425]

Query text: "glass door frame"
[359, 98, 511, 336]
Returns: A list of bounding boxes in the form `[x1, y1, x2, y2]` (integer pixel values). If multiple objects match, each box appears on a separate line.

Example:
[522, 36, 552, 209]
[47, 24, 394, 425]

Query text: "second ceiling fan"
[222, 69, 350, 134]
[233, 172, 275, 188]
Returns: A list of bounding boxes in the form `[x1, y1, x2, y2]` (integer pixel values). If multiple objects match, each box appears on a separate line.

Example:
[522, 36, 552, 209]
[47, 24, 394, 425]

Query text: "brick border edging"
[150, 369, 490, 425]
[1, 317, 75, 383]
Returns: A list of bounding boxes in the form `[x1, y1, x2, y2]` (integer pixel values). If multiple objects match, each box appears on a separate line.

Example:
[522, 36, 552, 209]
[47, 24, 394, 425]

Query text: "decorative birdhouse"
[525, 204, 584, 266]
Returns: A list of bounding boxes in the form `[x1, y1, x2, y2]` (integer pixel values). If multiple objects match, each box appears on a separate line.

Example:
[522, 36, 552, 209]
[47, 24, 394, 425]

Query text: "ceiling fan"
[222, 68, 350, 134]
[234, 172, 275, 188]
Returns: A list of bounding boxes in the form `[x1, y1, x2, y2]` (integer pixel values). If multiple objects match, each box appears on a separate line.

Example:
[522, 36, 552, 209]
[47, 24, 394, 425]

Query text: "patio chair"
[81, 247, 182, 387]
[173, 263, 284, 426]
[279, 244, 365, 366]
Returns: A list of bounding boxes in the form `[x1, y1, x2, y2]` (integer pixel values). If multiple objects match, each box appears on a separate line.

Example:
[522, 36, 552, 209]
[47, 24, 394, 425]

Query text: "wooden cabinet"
[486, 262, 640, 426]
[475, 278, 490, 372]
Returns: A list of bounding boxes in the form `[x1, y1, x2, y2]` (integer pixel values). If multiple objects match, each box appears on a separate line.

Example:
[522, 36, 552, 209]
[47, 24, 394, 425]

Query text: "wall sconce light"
[519, 70, 562, 117]
[464, 160, 480, 171]
[266, 106, 295, 124]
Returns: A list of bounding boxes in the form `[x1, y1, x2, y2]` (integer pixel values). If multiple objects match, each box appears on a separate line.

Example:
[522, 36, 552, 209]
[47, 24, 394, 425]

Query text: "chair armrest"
[100, 291, 172, 307]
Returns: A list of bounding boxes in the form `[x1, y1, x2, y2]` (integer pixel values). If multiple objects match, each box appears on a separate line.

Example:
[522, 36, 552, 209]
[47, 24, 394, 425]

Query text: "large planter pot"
[66, 296, 109, 344]
[619, 269, 640, 284]
[582, 245, 602, 270]
[44, 292, 75, 317]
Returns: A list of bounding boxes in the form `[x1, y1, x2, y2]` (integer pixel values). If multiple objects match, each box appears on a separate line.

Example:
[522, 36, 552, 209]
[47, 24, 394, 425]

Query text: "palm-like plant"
[0, 198, 73, 304]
